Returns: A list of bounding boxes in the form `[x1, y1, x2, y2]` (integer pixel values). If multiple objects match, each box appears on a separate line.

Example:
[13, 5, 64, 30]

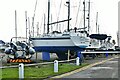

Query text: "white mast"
[15, 10, 17, 42]
[25, 11, 28, 42]
[32, 0, 38, 37]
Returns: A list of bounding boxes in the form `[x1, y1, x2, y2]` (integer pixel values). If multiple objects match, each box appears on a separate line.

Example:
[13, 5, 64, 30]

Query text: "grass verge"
[1, 63, 88, 79]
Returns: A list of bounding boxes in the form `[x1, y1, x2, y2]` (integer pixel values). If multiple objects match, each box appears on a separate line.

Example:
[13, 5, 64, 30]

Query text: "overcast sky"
[0, 0, 119, 42]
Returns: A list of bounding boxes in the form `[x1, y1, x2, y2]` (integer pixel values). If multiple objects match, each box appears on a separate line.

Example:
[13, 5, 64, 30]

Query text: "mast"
[66, 0, 70, 32]
[32, 17, 34, 37]
[51, 14, 53, 32]
[88, 0, 90, 33]
[15, 10, 17, 42]
[25, 11, 27, 42]
[37, 22, 39, 36]
[44, 14, 46, 34]
[96, 12, 98, 33]
[98, 25, 100, 34]
[28, 17, 31, 43]
[32, 0, 37, 37]
[47, 0, 50, 34]
[83, 0, 86, 31]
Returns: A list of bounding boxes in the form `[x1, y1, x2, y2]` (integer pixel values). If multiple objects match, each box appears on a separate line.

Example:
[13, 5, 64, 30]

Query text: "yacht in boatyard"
[30, 0, 115, 59]
[30, 29, 115, 59]
[30, 0, 91, 59]
[30, 28, 90, 59]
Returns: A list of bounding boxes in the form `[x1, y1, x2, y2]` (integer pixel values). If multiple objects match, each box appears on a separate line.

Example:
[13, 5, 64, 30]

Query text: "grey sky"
[0, 0, 119, 43]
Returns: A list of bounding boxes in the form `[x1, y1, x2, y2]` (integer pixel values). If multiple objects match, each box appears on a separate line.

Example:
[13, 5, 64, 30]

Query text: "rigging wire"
[52, 0, 58, 22]
[75, 0, 81, 27]
[79, 12, 84, 28]
[56, 0, 62, 30]
[39, 14, 44, 35]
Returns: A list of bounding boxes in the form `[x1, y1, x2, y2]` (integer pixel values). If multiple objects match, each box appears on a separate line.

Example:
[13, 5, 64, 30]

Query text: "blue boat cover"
[89, 34, 107, 40]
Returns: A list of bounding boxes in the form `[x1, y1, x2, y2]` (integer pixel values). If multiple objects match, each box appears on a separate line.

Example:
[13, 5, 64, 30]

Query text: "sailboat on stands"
[30, 0, 116, 60]
[30, 0, 90, 60]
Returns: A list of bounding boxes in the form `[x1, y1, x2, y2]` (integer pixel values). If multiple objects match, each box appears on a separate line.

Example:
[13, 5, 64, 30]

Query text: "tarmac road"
[63, 57, 119, 79]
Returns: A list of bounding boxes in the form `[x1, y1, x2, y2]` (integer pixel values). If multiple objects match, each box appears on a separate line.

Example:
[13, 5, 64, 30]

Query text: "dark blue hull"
[33, 46, 86, 53]
[33, 46, 87, 60]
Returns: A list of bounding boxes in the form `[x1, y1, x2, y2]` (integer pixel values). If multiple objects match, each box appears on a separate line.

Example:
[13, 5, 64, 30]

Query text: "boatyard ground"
[1, 54, 119, 79]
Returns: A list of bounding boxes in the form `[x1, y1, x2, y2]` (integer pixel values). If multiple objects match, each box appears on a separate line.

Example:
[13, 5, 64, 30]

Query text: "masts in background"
[98, 25, 100, 34]
[47, 0, 50, 34]
[32, 0, 38, 37]
[83, 0, 86, 31]
[87, 0, 90, 33]
[96, 12, 98, 34]
[32, 17, 34, 37]
[96, 12, 100, 34]
[28, 17, 31, 43]
[44, 14, 46, 34]
[15, 10, 17, 42]
[37, 22, 39, 36]
[25, 11, 28, 42]
[51, 14, 53, 32]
